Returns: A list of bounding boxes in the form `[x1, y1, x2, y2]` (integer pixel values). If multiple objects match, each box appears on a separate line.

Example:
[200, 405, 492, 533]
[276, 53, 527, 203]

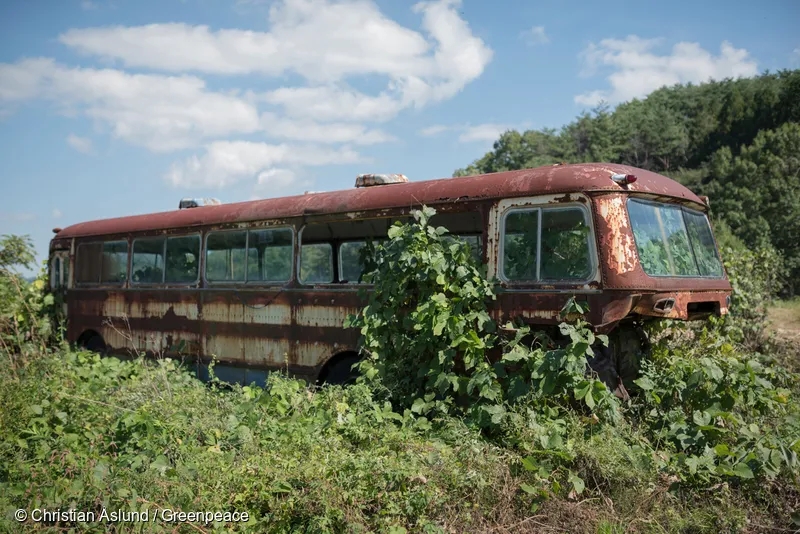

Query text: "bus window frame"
[337, 240, 368, 285]
[130, 233, 202, 287]
[203, 228, 249, 286]
[203, 226, 296, 287]
[75, 239, 129, 287]
[298, 241, 335, 285]
[496, 198, 598, 286]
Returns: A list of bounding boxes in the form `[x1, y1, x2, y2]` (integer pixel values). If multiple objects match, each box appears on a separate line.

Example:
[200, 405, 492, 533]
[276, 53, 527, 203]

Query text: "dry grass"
[768, 298, 800, 341]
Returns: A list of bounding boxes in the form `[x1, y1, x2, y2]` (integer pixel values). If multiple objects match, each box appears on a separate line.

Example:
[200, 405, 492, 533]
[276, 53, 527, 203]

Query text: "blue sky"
[1, 0, 798, 270]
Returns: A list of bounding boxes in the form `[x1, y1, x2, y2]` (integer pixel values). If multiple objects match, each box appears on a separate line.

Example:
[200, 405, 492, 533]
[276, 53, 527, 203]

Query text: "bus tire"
[82, 334, 107, 355]
[320, 354, 361, 386]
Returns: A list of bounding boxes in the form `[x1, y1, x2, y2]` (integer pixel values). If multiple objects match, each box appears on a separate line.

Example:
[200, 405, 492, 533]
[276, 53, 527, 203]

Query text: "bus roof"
[54, 163, 705, 239]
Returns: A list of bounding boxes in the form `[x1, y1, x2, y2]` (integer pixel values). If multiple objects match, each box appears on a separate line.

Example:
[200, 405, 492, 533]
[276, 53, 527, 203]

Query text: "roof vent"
[355, 173, 408, 188]
[179, 198, 222, 209]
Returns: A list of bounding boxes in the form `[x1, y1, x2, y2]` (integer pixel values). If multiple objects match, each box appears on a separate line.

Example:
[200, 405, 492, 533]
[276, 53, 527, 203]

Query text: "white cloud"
[458, 123, 511, 143]
[81, 1, 97, 10]
[66, 133, 94, 154]
[260, 112, 394, 145]
[254, 168, 314, 195]
[0, 59, 261, 152]
[575, 36, 758, 106]
[417, 122, 515, 142]
[1, 0, 492, 189]
[0, 60, 399, 152]
[0, 58, 51, 101]
[259, 86, 403, 123]
[256, 168, 297, 189]
[521, 25, 549, 45]
[58, 0, 492, 113]
[419, 124, 450, 137]
[165, 140, 362, 189]
[792, 48, 800, 65]
[52, 209, 63, 219]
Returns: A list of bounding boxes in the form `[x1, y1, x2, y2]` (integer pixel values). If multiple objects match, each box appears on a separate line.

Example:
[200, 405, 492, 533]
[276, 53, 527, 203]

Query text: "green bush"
[348, 208, 800, 528]
[0, 235, 62, 362]
[1, 354, 521, 533]
[1, 213, 799, 533]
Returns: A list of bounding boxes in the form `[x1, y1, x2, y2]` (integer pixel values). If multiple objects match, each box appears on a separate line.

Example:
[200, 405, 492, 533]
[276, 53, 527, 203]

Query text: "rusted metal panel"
[492, 292, 608, 328]
[631, 291, 729, 320]
[595, 195, 639, 275]
[54, 164, 707, 240]
[67, 286, 362, 379]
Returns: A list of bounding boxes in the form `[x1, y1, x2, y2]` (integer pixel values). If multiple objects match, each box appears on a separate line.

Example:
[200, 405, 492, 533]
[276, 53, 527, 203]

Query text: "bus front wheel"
[82, 334, 107, 355]
[320, 353, 362, 386]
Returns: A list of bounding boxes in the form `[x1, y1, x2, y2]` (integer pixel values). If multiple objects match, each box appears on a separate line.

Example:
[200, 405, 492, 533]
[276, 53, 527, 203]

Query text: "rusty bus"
[48, 163, 732, 391]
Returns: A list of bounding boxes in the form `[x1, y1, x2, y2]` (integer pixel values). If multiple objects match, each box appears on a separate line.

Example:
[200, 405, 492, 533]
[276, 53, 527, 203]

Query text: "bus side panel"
[287, 289, 363, 370]
[67, 286, 364, 380]
[68, 289, 204, 358]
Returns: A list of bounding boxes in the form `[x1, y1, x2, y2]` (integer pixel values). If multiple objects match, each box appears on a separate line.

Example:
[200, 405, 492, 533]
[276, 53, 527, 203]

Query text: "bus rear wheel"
[82, 334, 107, 355]
[320, 354, 362, 386]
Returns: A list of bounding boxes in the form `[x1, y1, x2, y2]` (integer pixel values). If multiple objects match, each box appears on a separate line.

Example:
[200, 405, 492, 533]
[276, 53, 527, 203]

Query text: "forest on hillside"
[454, 69, 800, 296]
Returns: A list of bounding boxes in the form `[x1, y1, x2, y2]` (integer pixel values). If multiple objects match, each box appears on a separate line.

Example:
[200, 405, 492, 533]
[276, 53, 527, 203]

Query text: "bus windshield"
[627, 198, 724, 278]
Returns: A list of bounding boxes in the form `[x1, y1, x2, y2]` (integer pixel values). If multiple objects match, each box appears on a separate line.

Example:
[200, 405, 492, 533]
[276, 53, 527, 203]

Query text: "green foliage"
[0, 354, 516, 533]
[0, 235, 61, 359]
[346, 206, 499, 416]
[717, 243, 785, 347]
[707, 122, 800, 295]
[0, 235, 35, 273]
[346, 208, 799, 530]
[632, 325, 799, 484]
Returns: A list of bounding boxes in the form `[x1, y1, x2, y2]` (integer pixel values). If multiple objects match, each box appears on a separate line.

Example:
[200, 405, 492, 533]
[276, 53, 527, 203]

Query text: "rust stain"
[295, 305, 357, 328]
[596, 195, 639, 275]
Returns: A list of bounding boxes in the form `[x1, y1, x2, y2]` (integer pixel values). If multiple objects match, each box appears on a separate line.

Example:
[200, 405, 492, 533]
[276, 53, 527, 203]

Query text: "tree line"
[454, 69, 800, 295]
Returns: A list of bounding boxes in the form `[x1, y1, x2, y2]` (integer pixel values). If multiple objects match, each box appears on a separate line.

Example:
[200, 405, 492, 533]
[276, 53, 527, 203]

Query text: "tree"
[0, 235, 35, 274]
[707, 122, 800, 295]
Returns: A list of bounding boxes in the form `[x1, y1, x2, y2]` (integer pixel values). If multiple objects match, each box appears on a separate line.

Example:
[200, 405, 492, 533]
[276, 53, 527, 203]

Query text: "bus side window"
[431, 211, 484, 264]
[101, 241, 129, 284]
[206, 230, 247, 282]
[339, 241, 366, 283]
[76, 243, 103, 284]
[54, 257, 61, 289]
[165, 236, 200, 283]
[300, 243, 333, 284]
[539, 208, 592, 280]
[132, 238, 165, 283]
[503, 209, 540, 281]
[502, 206, 593, 282]
[442, 234, 483, 264]
[248, 228, 293, 283]
[63, 256, 70, 288]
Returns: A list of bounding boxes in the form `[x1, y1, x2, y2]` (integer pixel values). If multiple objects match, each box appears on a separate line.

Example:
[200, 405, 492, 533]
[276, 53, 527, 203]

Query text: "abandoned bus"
[48, 163, 732, 389]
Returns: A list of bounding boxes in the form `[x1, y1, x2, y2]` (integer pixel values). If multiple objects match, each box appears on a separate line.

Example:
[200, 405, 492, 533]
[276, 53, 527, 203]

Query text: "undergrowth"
[1, 214, 799, 533]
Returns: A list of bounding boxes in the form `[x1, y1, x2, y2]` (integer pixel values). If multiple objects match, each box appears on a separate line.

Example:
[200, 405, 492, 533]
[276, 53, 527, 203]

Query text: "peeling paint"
[596, 195, 639, 274]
